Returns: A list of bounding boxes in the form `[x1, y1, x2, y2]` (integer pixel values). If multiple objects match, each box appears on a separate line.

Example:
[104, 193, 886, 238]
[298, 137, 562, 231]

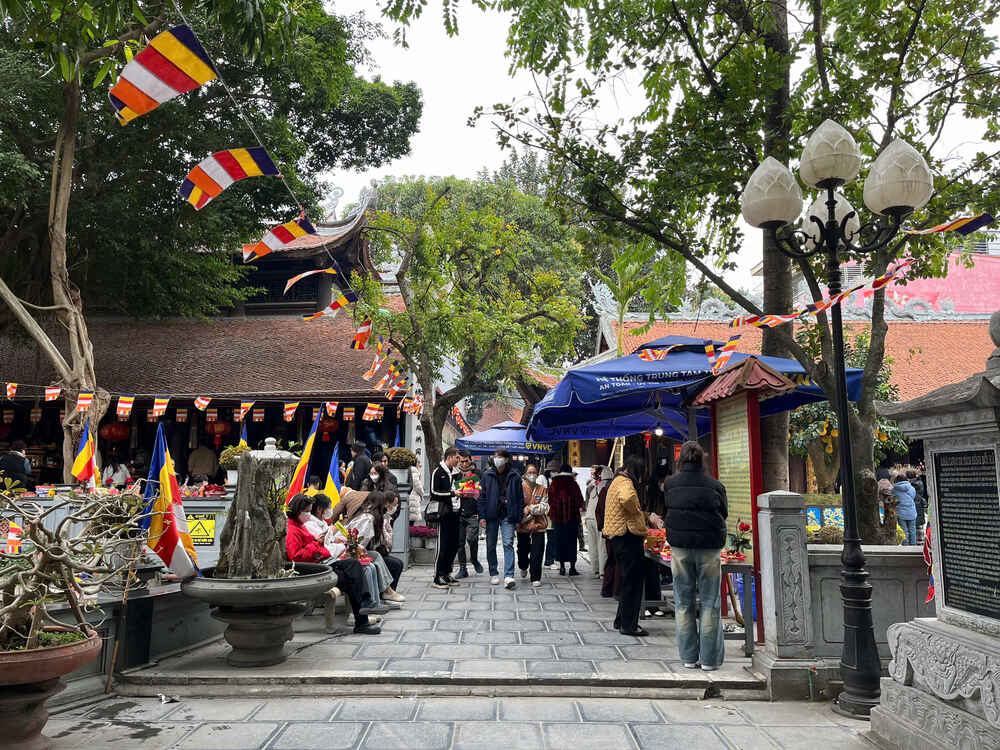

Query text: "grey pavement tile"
[167, 699, 265, 722]
[493, 644, 556, 659]
[631, 725, 725, 749]
[576, 699, 661, 723]
[595, 660, 671, 675]
[718, 726, 781, 749]
[543, 722, 636, 750]
[435, 619, 487, 632]
[453, 721, 544, 749]
[580, 632, 643, 646]
[271, 722, 367, 749]
[417, 698, 498, 721]
[521, 593, 560, 602]
[253, 698, 340, 721]
[80, 699, 181, 722]
[311, 658, 386, 672]
[491, 619, 533, 631]
[737, 701, 839, 726]
[655, 701, 748, 724]
[381, 617, 434, 630]
[446, 600, 492, 610]
[518, 610, 569, 621]
[424, 643, 490, 659]
[467, 608, 515, 620]
[548, 619, 606, 632]
[556, 645, 620, 660]
[461, 630, 520, 644]
[762, 725, 873, 749]
[47, 719, 197, 749]
[522, 631, 582, 645]
[335, 697, 419, 720]
[383, 658, 454, 674]
[291, 643, 364, 659]
[401, 630, 460, 643]
[176, 722, 279, 750]
[356, 643, 425, 659]
[500, 698, 579, 722]
[619, 645, 667, 660]
[424, 593, 458, 601]
[527, 659, 596, 675]
[454, 658, 526, 676]
[360, 721, 453, 750]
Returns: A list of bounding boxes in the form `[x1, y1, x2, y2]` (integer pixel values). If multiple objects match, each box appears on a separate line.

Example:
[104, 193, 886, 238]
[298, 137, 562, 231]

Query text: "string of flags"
[302, 290, 358, 321]
[351, 319, 373, 350]
[903, 213, 994, 236]
[244, 216, 316, 263]
[283, 268, 337, 295]
[5, 383, 16, 399]
[451, 406, 472, 436]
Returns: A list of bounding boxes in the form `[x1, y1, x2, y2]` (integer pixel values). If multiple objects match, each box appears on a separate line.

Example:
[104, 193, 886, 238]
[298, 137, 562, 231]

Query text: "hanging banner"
[283, 402, 298, 422]
[312, 407, 320, 420]
[252, 408, 265, 422]
[45, 386, 61, 401]
[302, 290, 358, 321]
[351, 319, 373, 350]
[638, 345, 680, 362]
[342, 407, 355, 422]
[117, 395, 135, 418]
[712, 335, 742, 374]
[243, 216, 316, 263]
[283, 267, 336, 294]
[76, 392, 94, 412]
[194, 396, 211, 410]
[206, 408, 218, 422]
[147, 409, 158, 422]
[903, 213, 994, 235]
[179, 147, 280, 211]
[386, 378, 407, 399]
[2, 411, 12, 424]
[176, 408, 188, 423]
[237, 401, 254, 421]
[5, 383, 16, 399]
[30, 407, 41, 423]
[152, 396, 170, 417]
[362, 403, 383, 421]
[325, 401, 338, 416]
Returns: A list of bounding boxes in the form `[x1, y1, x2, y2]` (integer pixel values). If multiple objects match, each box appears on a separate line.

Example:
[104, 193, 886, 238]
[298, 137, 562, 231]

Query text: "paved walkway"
[119, 553, 759, 694]
[49, 695, 879, 749]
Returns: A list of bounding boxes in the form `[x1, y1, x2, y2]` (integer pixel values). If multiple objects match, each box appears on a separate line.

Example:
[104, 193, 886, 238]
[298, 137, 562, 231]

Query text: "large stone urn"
[181, 438, 335, 666]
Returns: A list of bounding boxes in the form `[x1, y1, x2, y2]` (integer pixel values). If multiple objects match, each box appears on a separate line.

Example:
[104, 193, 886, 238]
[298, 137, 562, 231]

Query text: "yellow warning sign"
[187, 513, 216, 546]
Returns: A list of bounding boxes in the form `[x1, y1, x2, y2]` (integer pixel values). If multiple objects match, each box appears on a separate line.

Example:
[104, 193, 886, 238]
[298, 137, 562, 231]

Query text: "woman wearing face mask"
[309, 493, 386, 612]
[363, 463, 392, 493]
[516, 464, 549, 586]
[343, 491, 406, 603]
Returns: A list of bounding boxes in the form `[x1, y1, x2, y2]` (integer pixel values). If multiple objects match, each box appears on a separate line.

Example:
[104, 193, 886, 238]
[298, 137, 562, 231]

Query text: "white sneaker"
[701, 664, 718, 671]
[490, 576, 500, 585]
[548, 563, 559, 569]
[520, 568, 528, 578]
[504, 577, 516, 589]
[682, 662, 699, 669]
[531, 580, 541, 588]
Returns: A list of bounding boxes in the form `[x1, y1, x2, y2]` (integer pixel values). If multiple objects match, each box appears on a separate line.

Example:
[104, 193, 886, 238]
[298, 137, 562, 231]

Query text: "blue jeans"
[900, 519, 917, 545]
[671, 547, 724, 668]
[485, 518, 516, 578]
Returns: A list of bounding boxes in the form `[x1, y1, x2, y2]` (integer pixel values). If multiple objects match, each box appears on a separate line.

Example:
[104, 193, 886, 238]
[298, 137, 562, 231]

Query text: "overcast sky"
[328, 2, 995, 295]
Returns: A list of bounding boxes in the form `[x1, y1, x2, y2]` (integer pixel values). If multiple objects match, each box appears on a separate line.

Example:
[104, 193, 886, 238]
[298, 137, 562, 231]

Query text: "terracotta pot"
[0, 630, 102, 750]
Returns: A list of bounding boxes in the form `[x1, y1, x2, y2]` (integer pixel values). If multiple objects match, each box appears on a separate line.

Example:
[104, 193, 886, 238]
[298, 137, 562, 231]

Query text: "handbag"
[425, 498, 442, 524]
[517, 512, 549, 534]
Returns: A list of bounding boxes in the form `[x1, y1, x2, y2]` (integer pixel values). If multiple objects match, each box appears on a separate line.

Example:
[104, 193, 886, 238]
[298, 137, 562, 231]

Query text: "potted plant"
[408, 525, 438, 565]
[219, 442, 251, 486]
[1, 481, 147, 750]
[181, 438, 336, 666]
[385, 446, 416, 486]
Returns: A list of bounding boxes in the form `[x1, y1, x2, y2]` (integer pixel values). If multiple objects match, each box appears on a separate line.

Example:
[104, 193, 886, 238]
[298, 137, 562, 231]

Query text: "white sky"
[328, 2, 995, 295]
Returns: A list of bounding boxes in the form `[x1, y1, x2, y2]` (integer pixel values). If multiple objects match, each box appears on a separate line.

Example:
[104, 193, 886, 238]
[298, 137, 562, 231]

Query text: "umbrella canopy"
[526, 335, 862, 442]
[456, 421, 557, 455]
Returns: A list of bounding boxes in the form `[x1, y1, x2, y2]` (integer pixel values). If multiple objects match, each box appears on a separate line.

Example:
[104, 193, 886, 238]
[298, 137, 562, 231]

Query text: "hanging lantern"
[205, 420, 232, 448]
[318, 417, 340, 442]
[99, 422, 131, 442]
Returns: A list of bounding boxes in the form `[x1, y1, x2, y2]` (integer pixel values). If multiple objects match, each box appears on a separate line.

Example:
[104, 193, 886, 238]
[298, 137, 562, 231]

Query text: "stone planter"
[0, 630, 102, 750]
[409, 536, 425, 549]
[181, 562, 335, 667]
[410, 545, 437, 565]
[225, 469, 238, 486]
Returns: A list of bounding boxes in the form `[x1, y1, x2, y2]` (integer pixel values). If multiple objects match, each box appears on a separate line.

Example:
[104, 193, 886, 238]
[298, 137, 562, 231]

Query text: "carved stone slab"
[873, 678, 1000, 750]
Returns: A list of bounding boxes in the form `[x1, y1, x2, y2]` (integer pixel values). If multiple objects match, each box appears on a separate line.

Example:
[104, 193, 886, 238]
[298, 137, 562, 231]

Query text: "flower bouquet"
[644, 528, 666, 554]
[725, 520, 752, 561]
[333, 521, 367, 563]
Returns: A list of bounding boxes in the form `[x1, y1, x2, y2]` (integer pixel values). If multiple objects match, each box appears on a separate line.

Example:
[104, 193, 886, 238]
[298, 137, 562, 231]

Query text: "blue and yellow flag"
[70, 421, 98, 489]
[288, 407, 322, 502]
[141, 425, 199, 578]
[324, 442, 341, 503]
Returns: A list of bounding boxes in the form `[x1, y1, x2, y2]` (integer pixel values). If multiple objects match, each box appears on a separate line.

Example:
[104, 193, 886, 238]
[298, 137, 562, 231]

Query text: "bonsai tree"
[385, 447, 417, 470]
[0, 487, 147, 650]
[219, 443, 252, 471]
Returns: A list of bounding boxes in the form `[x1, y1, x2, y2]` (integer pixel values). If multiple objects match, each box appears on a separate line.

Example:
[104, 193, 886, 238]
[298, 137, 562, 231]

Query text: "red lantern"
[205, 421, 232, 448]
[318, 417, 339, 442]
[99, 422, 131, 442]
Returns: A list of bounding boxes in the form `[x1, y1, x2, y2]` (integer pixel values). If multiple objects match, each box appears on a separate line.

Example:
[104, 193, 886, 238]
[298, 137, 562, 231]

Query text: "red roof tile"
[612, 319, 994, 402]
[468, 400, 525, 432]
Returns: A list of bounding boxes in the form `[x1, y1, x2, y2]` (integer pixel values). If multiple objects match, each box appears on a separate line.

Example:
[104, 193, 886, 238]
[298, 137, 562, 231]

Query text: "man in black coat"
[430, 446, 462, 589]
[0, 440, 32, 490]
[345, 442, 371, 491]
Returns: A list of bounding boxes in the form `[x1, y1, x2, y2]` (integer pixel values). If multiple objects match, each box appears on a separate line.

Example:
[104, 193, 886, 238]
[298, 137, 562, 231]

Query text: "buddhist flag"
[712, 335, 742, 374]
[238, 401, 254, 421]
[362, 339, 389, 380]
[386, 377, 407, 399]
[323, 442, 341, 503]
[178, 147, 280, 211]
[243, 216, 317, 263]
[252, 408, 265, 422]
[240, 420, 248, 444]
[287, 408, 322, 502]
[374, 362, 398, 391]
[108, 25, 217, 126]
[206, 408, 218, 422]
[704, 341, 716, 369]
[342, 407, 355, 422]
[29, 407, 41, 423]
[176, 408, 188, 423]
[152, 397, 169, 417]
[76, 391, 94, 412]
[325, 401, 338, 416]
[904, 213, 994, 235]
[147, 410, 158, 422]
[45, 386, 61, 401]
[363, 403, 383, 421]
[283, 402, 299, 422]
[638, 345, 679, 362]
[141, 424, 199, 578]
[117, 395, 135, 418]
[302, 290, 358, 321]
[283, 268, 336, 294]
[2, 411, 12, 424]
[351, 319, 373, 350]
[194, 396, 211, 411]
[70, 421, 98, 489]
[5, 383, 16, 399]
[312, 407, 320, 420]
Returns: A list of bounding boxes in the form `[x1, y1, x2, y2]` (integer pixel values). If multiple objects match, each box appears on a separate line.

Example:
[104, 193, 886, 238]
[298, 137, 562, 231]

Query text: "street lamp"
[740, 119, 932, 718]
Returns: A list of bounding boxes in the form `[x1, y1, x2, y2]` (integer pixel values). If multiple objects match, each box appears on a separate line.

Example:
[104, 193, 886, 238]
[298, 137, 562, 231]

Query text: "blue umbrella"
[456, 421, 558, 455]
[526, 335, 862, 441]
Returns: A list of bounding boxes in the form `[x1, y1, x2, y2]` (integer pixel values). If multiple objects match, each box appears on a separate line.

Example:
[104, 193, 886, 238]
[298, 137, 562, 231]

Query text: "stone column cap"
[757, 490, 806, 510]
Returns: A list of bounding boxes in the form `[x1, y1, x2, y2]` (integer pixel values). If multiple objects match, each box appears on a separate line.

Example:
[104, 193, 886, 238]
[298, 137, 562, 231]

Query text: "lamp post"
[740, 120, 933, 717]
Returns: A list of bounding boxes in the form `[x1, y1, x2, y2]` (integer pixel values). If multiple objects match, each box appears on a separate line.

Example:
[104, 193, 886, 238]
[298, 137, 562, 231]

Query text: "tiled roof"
[468, 399, 525, 432]
[0, 316, 391, 400]
[611, 319, 994, 402]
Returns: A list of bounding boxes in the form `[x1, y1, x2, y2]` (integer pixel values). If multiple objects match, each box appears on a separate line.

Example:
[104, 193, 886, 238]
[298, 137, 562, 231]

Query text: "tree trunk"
[806, 439, 838, 493]
[758, 0, 794, 493]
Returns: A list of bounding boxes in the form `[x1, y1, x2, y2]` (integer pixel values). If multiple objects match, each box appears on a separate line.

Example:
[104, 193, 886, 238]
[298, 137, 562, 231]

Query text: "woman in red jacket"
[286, 493, 385, 634]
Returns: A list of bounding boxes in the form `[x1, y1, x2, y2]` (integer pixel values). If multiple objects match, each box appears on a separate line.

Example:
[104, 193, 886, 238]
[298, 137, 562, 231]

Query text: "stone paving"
[48, 694, 879, 749]
[118, 551, 758, 693]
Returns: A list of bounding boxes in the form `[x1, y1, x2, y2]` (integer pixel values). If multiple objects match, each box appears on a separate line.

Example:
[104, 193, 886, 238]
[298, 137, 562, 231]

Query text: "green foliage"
[789, 327, 908, 466]
[218, 442, 251, 470]
[385, 446, 417, 468]
[0, 3, 421, 318]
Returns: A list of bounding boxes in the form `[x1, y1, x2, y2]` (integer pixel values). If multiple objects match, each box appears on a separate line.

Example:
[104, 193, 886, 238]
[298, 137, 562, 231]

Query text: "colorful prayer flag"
[302, 290, 358, 321]
[325, 401, 338, 416]
[178, 147, 280, 211]
[117, 395, 135, 418]
[351, 319, 373, 350]
[342, 407, 355, 422]
[76, 391, 94, 412]
[637, 345, 679, 362]
[176, 408, 188, 423]
[237, 401, 254, 421]
[244, 216, 317, 263]
[374, 361, 399, 391]
[312, 407, 320, 420]
[386, 377, 407, 399]
[712, 335, 742, 374]
[252, 408, 265, 422]
[194, 396, 211, 410]
[362, 339, 389, 380]
[704, 342, 716, 369]
[5, 383, 16, 399]
[362, 403, 383, 421]
[141, 424, 199, 578]
[45, 386, 61, 401]
[71, 421, 98, 489]
[904, 213, 995, 236]
[323, 442, 341, 503]
[283, 402, 299, 422]
[147, 409, 159, 422]
[108, 25, 217, 126]
[282, 268, 337, 294]
[2, 411, 12, 424]
[29, 407, 41, 423]
[287, 408, 322, 502]
[206, 408, 218, 422]
[152, 396, 170, 417]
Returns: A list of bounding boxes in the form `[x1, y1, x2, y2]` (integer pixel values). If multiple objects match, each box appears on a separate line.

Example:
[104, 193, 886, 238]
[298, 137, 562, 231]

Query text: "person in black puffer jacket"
[663, 441, 727, 671]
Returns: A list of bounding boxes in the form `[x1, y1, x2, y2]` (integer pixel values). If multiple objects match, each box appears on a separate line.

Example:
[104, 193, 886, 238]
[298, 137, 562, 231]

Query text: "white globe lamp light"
[799, 119, 862, 188]
[862, 139, 933, 218]
[804, 192, 862, 249]
[740, 157, 803, 229]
